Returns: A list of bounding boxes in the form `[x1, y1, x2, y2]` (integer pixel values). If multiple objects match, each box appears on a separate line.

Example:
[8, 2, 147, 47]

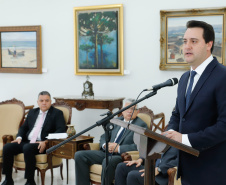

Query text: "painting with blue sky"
[1, 31, 37, 68]
[167, 15, 223, 64]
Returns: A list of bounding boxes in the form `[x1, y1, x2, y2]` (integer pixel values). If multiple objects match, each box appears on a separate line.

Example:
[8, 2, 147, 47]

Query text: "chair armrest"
[83, 143, 100, 150]
[2, 134, 14, 145]
[121, 152, 132, 161]
[167, 167, 177, 185]
[121, 151, 139, 161]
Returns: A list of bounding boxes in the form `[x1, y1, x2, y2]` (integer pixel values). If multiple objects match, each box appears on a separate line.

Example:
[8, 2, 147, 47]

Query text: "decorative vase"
[67, 125, 76, 137]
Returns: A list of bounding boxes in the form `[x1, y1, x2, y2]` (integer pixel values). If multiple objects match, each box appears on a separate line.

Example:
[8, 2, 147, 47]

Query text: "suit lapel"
[111, 125, 121, 142]
[110, 117, 123, 142]
[118, 117, 138, 143]
[31, 109, 39, 128]
[185, 59, 218, 112]
[42, 106, 53, 129]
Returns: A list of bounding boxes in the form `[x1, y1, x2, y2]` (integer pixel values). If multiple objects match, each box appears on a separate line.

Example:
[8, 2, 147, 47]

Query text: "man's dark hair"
[186, 20, 215, 53]
[38, 91, 51, 98]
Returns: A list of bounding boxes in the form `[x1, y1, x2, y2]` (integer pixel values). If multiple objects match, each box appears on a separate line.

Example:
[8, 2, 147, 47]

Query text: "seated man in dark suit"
[74, 99, 148, 185]
[1, 91, 66, 185]
[115, 147, 178, 185]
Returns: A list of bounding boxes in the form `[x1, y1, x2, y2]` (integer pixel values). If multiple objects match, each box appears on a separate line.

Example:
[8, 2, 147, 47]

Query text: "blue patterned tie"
[186, 71, 197, 110]
[115, 128, 126, 143]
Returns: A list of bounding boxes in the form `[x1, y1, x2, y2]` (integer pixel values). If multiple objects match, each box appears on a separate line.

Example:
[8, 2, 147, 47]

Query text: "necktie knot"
[191, 70, 197, 78]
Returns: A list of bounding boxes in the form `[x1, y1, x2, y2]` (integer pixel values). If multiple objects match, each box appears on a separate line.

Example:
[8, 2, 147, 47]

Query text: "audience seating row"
[0, 98, 180, 185]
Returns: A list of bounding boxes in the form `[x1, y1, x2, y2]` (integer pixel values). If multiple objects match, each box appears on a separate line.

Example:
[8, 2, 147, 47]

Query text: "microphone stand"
[46, 90, 157, 185]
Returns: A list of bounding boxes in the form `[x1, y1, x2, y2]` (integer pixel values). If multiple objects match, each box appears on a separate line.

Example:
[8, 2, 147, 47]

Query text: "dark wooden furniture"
[53, 96, 124, 112]
[48, 135, 94, 184]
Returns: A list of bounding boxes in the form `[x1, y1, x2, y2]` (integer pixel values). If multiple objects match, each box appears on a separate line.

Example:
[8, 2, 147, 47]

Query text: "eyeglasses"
[126, 107, 138, 111]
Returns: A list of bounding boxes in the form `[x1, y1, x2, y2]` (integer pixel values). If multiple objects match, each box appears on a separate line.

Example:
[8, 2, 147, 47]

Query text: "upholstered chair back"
[52, 102, 72, 125]
[0, 99, 25, 140]
[0, 98, 25, 181]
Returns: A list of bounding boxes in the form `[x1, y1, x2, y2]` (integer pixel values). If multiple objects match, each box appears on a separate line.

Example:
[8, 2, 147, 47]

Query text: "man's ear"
[207, 41, 213, 52]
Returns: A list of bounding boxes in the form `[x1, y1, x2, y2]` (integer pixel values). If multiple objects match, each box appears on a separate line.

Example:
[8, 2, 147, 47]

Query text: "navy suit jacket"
[17, 106, 66, 141]
[155, 147, 178, 185]
[100, 117, 147, 154]
[167, 57, 226, 185]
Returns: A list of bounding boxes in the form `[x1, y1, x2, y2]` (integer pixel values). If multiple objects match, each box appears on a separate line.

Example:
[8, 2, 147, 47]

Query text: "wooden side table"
[53, 96, 124, 112]
[48, 135, 94, 184]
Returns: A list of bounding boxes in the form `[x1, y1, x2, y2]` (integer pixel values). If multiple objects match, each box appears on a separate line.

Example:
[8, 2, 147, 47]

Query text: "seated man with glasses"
[74, 99, 148, 185]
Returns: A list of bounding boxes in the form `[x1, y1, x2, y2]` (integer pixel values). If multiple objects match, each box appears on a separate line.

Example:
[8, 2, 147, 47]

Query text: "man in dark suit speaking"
[1, 91, 66, 185]
[74, 99, 147, 185]
[163, 20, 226, 185]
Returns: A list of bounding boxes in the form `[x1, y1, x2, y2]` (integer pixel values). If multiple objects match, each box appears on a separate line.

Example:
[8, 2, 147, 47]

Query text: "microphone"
[144, 78, 178, 91]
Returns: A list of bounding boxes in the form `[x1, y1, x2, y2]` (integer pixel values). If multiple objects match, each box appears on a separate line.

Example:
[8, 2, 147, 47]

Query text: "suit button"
[182, 118, 186, 122]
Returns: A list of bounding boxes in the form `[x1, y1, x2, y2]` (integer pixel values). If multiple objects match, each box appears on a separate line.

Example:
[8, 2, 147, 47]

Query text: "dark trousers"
[115, 162, 159, 185]
[2, 142, 43, 180]
[74, 150, 122, 185]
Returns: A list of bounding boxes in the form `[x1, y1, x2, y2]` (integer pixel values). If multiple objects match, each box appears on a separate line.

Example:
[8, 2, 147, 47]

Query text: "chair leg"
[60, 163, 63, 180]
[40, 169, 46, 185]
[50, 167, 53, 185]
[0, 163, 2, 182]
[14, 167, 18, 173]
[66, 159, 69, 184]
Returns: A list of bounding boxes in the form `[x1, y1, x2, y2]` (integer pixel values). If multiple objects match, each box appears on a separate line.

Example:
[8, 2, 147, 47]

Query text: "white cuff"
[102, 143, 106, 150]
[16, 136, 22, 140]
[182, 134, 192, 147]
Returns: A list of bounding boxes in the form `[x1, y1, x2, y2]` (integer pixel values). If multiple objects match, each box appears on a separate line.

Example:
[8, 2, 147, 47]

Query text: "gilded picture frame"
[0, 25, 42, 74]
[160, 7, 226, 70]
[74, 4, 124, 76]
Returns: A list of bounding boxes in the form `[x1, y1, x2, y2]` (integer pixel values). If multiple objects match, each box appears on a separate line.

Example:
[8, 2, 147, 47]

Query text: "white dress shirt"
[17, 110, 48, 141]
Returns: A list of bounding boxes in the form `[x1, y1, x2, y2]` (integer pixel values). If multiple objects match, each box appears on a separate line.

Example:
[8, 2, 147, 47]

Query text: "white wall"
[0, 0, 225, 142]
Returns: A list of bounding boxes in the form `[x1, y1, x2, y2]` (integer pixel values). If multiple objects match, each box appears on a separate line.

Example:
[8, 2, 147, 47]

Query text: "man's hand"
[155, 167, 159, 176]
[108, 142, 119, 153]
[11, 138, 22, 144]
[162, 131, 182, 143]
[124, 158, 143, 167]
[139, 169, 145, 177]
[36, 141, 47, 153]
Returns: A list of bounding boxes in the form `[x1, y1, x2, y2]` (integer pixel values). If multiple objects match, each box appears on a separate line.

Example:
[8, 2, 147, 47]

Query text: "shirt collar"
[190, 55, 213, 76]
[123, 119, 133, 123]
[39, 110, 48, 115]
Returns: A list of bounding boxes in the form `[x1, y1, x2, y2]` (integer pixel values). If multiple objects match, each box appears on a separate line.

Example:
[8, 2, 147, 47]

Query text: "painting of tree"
[74, 4, 123, 75]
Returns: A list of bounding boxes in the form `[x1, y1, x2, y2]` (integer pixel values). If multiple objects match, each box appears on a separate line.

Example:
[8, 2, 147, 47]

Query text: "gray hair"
[124, 98, 139, 109]
[38, 91, 51, 98]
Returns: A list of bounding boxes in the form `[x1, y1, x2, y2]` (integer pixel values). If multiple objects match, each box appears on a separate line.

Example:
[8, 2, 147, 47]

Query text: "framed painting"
[0, 25, 42, 74]
[160, 7, 226, 70]
[74, 4, 124, 75]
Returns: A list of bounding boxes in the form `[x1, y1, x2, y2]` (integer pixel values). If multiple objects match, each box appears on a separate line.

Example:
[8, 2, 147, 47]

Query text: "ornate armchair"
[84, 106, 154, 185]
[13, 101, 72, 185]
[0, 98, 25, 182]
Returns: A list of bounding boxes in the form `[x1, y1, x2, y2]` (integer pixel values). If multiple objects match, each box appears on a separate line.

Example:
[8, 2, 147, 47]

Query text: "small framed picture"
[0, 25, 42, 74]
